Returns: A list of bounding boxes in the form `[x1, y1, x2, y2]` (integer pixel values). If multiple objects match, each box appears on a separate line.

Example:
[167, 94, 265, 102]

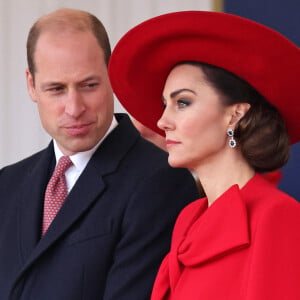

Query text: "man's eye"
[86, 83, 99, 88]
[48, 86, 63, 92]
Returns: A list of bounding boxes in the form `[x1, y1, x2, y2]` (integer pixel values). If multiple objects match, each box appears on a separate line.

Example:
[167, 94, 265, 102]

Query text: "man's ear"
[228, 103, 251, 127]
[26, 69, 38, 103]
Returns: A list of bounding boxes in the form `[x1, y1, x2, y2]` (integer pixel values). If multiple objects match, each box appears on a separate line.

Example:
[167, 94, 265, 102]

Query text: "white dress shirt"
[53, 116, 118, 193]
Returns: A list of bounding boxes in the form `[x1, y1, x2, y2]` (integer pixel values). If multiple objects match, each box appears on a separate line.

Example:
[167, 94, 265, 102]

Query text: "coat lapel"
[14, 114, 140, 284]
[35, 114, 138, 256]
[177, 184, 250, 267]
[18, 144, 55, 263]
[12, 152, 107, 291]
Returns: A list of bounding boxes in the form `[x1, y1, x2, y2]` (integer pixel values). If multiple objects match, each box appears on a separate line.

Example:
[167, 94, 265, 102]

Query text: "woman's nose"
[157, 110, 173, 131]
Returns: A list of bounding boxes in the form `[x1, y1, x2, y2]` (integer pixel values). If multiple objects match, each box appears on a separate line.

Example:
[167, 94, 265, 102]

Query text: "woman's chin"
[168, 157, 187, 169]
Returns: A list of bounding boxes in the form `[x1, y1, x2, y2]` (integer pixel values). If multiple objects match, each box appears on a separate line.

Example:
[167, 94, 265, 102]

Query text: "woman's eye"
[161, 99, 167, 109]
[177, 99, 190, 109]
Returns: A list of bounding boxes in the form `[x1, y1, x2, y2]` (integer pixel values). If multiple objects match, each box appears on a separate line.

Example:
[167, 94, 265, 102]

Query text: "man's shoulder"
[0, 147, 49, 176]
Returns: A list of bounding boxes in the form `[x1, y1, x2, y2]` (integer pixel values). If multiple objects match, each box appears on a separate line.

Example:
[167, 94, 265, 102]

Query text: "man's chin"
[57, 139, 99, 156]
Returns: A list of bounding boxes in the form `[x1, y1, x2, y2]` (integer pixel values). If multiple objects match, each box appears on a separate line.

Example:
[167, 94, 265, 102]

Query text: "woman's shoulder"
[244, 173, 299, 208]
[243, 173, 300, 230]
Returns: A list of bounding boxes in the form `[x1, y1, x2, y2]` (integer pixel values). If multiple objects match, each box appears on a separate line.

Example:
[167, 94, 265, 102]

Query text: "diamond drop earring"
[227, 128, 236, 148]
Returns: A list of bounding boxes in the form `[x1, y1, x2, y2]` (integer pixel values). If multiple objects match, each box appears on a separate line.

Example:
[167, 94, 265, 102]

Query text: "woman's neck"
[192, 149, 255, 206]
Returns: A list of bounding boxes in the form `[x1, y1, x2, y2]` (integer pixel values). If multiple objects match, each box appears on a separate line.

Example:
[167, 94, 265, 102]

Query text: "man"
[0, 8, 199, 300]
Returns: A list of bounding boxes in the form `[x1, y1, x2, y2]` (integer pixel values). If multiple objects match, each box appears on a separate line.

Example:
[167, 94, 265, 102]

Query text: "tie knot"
[55, 156, 73, 176]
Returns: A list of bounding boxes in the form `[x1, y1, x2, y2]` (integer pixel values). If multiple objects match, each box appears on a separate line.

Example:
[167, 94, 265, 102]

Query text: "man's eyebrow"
[81, 75, 101, 82]
[40, 76, 102, 89]
[40, 82, 63, 89]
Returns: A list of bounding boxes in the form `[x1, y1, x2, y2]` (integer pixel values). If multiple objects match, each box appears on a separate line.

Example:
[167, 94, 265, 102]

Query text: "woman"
[108, 11, 300, 299]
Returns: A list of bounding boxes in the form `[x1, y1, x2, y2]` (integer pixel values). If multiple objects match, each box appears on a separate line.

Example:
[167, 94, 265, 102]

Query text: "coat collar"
[167, 180, 251, 292]
[177, 184, 250, 267]
[153, 174, 276, 299]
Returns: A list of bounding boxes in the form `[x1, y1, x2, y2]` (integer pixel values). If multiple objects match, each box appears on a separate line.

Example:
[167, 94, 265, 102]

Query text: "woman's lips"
[166, 139, 181, 148]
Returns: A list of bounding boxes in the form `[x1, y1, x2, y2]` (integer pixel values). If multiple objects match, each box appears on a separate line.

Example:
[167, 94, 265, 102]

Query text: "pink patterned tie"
[42, 156, 73, 236]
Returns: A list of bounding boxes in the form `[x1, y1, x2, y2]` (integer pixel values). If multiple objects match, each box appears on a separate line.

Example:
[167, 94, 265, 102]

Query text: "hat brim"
[109, 11, 300, 144]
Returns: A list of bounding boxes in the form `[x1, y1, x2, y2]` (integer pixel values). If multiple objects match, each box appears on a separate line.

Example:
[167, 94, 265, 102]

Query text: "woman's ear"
[228, 103, 251, 126]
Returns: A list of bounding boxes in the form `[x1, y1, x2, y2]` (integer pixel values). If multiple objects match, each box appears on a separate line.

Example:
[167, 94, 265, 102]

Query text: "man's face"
[26, 30, 114, 155]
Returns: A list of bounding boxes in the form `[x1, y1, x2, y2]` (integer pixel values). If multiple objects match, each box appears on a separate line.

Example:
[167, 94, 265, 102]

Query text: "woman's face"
[158, 64, 234, 169]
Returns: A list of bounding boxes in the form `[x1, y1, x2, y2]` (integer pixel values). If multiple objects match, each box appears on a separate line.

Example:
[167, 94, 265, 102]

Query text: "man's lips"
[63, 122, 93, 135]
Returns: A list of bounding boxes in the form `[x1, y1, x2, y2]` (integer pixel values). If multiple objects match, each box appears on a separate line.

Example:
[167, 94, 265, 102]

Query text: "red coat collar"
[177, 184, 250, 267]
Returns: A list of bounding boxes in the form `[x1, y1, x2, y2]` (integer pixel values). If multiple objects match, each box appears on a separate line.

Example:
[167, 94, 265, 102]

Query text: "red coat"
[151, 174, 300, 300]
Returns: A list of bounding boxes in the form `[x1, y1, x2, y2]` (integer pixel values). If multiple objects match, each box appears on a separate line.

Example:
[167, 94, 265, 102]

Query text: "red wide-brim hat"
[109, 11, 300, 143]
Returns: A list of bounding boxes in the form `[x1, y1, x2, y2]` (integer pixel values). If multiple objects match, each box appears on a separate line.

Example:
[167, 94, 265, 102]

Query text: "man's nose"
[64, 90, 86, 118]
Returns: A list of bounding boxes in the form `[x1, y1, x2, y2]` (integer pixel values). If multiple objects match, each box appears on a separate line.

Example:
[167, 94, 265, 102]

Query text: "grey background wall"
[0, 0, 214, 167]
